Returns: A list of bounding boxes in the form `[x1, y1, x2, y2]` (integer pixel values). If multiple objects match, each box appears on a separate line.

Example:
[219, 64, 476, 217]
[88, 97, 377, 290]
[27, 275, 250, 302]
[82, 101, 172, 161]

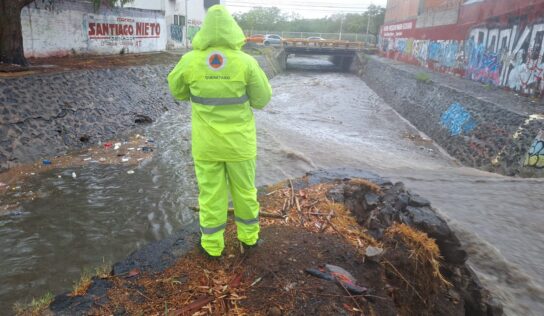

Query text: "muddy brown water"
[0, 57, 542, 315]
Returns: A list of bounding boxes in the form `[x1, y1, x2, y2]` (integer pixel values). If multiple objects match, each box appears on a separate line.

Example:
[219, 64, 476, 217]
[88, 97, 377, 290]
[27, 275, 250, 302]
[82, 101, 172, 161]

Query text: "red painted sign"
[87, 17, 161, 40]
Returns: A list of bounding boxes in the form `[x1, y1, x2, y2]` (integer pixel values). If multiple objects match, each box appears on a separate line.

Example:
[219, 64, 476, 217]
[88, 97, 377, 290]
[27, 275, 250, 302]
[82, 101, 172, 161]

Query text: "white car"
[263, 34, 283, 46]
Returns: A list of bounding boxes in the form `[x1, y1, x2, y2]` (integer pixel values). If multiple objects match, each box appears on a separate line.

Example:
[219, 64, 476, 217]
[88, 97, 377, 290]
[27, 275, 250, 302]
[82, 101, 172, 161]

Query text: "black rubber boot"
[198, 243, 222, 260]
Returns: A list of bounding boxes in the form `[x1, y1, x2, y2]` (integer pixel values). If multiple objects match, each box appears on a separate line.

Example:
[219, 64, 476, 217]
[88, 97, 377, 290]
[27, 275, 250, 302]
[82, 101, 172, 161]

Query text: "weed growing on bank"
[416, 72, 432, 83]
[71, 260, 112, 297]
[13, 292, 54, 316]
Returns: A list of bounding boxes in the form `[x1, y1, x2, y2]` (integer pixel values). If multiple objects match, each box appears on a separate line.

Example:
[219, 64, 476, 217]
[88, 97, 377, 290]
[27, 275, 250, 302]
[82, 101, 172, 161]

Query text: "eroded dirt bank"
[48, 171, 500, 316]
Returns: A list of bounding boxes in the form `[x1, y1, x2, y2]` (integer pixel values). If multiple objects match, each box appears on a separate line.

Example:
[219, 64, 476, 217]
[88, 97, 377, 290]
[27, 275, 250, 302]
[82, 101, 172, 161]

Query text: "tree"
[0, 0, 132, 67]
[232, 5, 386, 37]
[233, 7, 287, 33]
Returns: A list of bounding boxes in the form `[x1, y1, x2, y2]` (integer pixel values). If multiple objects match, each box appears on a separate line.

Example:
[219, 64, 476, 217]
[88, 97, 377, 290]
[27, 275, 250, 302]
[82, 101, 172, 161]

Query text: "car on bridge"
[246, 34, 265, 44]
[263, 34, 283, 46]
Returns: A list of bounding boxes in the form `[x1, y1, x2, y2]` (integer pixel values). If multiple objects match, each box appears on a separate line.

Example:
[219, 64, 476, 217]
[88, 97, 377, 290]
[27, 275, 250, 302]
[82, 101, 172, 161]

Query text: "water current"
[0, 57, 542, 315]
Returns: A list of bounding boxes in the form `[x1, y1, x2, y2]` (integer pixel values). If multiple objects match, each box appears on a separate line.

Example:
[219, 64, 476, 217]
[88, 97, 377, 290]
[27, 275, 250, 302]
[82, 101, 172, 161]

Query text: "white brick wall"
[21, 1, 167, 58]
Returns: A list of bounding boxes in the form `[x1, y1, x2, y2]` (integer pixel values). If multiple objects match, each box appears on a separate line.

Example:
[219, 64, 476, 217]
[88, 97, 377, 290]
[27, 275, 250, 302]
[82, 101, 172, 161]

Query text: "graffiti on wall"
[524, 131, 544, 168]
[440, 102, 478, 136]
[187, 19, 202, 43]
[381, 17, 544, 97]
[170, 24, 183, 42]
[85, 15, 162, 50]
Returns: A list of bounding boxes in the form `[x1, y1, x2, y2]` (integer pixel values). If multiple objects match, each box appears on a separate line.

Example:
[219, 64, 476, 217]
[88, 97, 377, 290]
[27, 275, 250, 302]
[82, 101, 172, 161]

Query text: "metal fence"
[244, 30, 377, 43]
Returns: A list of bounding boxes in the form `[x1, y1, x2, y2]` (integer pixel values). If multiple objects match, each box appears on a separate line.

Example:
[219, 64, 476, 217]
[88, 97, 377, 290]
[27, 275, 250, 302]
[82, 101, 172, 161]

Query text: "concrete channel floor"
[255, 62, 544, 315]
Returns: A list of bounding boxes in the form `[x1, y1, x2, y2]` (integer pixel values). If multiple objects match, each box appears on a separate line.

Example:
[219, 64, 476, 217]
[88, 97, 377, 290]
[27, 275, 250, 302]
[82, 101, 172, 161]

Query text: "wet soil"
[52, 178, 466, 316]
[0, 52, 182, 78]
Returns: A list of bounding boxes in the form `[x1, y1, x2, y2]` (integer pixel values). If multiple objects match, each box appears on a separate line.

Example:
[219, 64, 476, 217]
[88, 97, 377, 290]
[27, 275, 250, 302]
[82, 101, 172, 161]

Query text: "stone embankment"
[352, 54, 544, 177]
[48, 169, 501, 315]
[0, 50, 280, 172]
[0, 65, 177, 171]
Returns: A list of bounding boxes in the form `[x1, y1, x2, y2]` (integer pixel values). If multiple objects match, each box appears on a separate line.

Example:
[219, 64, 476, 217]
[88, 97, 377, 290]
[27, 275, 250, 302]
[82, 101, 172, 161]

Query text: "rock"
[404, 206, 451, 239]
[401, 206, 467, 264]
[268, 306, 282, 316]
[394, 192, 410, 211]
[79, 134, 91, 143]
[326, 185, 345, 203]
[364, 192, 380, 210]
[50, 278, 112, 314]
[377, 205, 398, 226]
[134, 114, 153, 124]
[408, 194, 431, 207]
[365, 246, 384, 260]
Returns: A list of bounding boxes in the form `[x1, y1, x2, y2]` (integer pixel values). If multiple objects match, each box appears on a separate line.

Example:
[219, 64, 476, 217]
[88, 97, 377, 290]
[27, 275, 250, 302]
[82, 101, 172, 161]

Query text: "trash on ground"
[114, 143, 122, 150]
[42, 160, 52, 165]
[104, 143, 113, 149]
[306, 264, 368, 295]
[71, 172, 77, 179]
[365, 246, 384, 258]
[127, 170, 135, 174]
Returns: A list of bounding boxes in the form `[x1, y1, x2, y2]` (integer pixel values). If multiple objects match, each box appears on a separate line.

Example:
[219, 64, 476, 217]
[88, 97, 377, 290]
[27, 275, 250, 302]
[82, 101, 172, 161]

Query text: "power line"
[225, 1, 373, 10]
[226, 0, 377, 7]
[225, 3, 371, 12]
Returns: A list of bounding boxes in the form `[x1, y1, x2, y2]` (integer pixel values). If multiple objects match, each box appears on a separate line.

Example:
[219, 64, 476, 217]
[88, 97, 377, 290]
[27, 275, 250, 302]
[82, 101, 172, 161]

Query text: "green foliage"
[416, 72, 432, 83]
[92, 0, 134, 11]
[13, 292, 54, 316]
[233, 5, 385, 36]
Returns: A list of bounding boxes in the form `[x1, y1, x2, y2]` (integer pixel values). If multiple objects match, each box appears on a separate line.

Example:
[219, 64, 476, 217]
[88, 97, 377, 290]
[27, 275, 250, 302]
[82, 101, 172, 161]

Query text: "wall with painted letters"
[380, 0, 544, 98]
[21, 1, 166, 58]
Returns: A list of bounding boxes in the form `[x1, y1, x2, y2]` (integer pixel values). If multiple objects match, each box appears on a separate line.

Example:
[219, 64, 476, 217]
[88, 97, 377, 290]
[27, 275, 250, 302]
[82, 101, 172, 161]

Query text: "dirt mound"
[48, 171, 501, 315]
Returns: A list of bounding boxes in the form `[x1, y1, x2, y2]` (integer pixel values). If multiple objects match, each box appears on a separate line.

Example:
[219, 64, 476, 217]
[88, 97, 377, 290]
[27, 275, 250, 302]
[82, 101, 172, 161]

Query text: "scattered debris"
[365, 246, 384, 259]
[71, 172, 77, 179]
[42, 160, 52, 165]
[127, 170, 135, 175]
[306, 264, 368, 295]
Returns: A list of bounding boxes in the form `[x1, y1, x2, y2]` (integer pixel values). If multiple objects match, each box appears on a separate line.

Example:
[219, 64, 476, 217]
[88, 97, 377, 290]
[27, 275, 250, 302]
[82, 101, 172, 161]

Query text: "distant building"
[380, 0, 544, 96]
[21, 0, 223, 58]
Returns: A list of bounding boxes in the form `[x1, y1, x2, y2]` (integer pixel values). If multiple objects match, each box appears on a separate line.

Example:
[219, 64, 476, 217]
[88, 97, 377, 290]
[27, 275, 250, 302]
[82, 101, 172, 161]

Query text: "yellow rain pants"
[195, 159, 260, 256]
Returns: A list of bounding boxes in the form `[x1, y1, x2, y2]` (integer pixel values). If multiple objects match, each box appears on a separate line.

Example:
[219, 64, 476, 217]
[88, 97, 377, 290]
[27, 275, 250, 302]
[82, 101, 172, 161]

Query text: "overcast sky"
[224, 0, 388, 18]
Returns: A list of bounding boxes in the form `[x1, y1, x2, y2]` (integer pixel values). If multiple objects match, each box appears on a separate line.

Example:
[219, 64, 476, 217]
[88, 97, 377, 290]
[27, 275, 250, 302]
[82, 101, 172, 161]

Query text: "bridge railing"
[244, 30, 377, 44]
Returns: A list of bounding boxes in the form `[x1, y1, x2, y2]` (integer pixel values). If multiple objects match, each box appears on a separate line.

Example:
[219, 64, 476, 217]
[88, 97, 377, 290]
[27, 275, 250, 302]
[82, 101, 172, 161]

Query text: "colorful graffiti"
[524, 131, 544, 168]
[170, 24, 183, 42]
[380, 1, 544, 97]
[187, 19, 202, 43]
[440, 103, 478, 136]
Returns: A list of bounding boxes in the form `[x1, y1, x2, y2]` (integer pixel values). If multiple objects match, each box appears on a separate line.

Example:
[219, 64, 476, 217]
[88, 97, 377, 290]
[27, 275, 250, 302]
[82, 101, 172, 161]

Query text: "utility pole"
[366, 13, 371, 34]
[185, 0, 189, 49]
[339, 14, 344, 40]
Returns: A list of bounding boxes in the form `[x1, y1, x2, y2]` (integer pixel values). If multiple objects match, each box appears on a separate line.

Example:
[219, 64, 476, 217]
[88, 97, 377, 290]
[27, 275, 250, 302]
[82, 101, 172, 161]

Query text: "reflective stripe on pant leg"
[194, 160, 228, 256]
[226, 159, 260, 245]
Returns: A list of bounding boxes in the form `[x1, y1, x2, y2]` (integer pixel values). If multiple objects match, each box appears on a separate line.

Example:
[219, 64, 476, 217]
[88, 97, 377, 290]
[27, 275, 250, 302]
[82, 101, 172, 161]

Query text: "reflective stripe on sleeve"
[191, 94, 249, 106]
[235, 216, 259, 225]
[200, 223, 227, 234]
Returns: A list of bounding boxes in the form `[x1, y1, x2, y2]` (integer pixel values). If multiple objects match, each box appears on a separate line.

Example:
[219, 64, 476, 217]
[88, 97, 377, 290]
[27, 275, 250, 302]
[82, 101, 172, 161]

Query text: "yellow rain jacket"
[167, 5, 272, 161]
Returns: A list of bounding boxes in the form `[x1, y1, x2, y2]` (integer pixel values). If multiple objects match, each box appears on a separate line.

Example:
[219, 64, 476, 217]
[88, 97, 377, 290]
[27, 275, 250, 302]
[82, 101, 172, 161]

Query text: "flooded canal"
[1, 58, 543, 315]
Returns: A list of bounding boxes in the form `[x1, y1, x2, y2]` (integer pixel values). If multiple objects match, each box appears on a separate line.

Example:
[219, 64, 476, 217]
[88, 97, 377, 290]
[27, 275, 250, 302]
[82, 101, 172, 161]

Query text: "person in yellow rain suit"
[167, 5, 272, 257]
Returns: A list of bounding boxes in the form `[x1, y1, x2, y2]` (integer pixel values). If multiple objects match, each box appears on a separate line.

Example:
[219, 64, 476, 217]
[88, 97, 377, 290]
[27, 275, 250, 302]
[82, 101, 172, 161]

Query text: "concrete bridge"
[280, 39, 372, 71]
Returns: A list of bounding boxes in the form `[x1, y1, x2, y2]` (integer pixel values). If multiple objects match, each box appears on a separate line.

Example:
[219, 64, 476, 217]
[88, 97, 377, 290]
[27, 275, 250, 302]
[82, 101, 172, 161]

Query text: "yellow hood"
[192, 5, 246, 50]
